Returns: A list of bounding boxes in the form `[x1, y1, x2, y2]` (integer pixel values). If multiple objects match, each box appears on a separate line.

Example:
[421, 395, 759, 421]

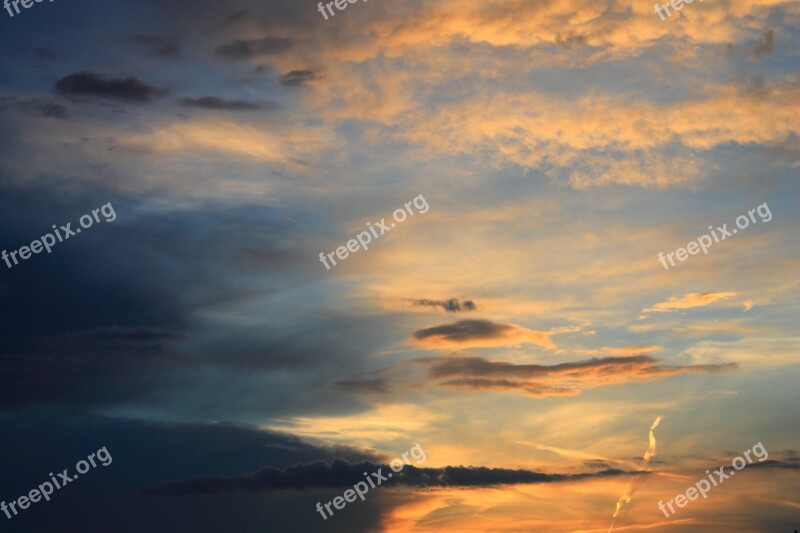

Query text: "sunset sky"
[0, 0, 798, 531]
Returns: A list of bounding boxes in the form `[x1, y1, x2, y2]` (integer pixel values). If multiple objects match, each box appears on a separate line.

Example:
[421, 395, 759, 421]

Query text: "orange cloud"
[640, 292, 738, 318]
[605, 345, 664, 356]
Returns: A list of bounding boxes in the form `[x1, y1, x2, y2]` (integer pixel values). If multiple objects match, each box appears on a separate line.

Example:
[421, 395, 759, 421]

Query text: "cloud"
[143, 459, 633, 495]
[423, 355, 737, 397]
[604, 346, 663, 356]
[753, 30, 775, 57]
[0, 96, 67, 118]
[279, 69, 321, 87]
[640, 292, 738, 318]
[55, 72, 162, 102]
[214, 37, 293, 60]
[120, 120, 322, 165]
[180, 96, 265, 111]
[554, 31, 588, 49]
[0, 411, 388, 531]
[34, 47, 57, 60]
[411, 298, 477, 313]
[412, 319, 556, 350]
[334, 378, 391, 394]
[130, 34, 181, 57]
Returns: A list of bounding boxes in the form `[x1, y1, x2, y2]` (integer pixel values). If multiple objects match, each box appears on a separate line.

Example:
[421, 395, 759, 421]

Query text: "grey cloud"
[130, 33, 181, 57]
[35, 47, 57, 60]
[226, 10, 250, 24]
[214, 37, 293, 60]
[412, 298, 477, 312]
[753, 30, 774, 57]
[280, 69, 320, 87]
[413, 320, 511, 342]
[55, 72, 162, 102]
[180, 96, 265, 111]
[0, 96, 67, 118]
[143, 459, 634, 495]
[334, 378, 391, 394]
[427, 355, 737, 379]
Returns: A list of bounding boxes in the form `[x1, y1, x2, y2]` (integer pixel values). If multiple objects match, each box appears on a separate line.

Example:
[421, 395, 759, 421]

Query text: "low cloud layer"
[424, 355, 738, 397]
[143, 459, 632, 495]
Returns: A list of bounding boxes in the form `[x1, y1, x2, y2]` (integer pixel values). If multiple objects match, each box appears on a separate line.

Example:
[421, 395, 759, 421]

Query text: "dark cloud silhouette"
[180, 96, 264, 111]
[412, 298, 476, 312]
[130, 34, 181, 57]
[414, 320, 511, 341]
[55, 72, 162, 102]
[143, 459, 633, 495]
[753, 30, 774, 57]
[0, 411, 387, 533]
[280, 69, 320, 87]
[214, 37, 293, 60]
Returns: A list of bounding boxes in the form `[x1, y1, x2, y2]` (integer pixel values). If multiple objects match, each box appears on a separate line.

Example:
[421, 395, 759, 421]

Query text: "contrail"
[608, 416, 662, 533]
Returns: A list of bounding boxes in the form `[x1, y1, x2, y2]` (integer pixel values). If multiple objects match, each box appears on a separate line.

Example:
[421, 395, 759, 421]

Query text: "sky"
[0, 0, 798, 531]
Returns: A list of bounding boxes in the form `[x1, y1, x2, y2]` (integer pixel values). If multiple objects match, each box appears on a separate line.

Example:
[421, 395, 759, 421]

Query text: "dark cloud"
[130, 34, 181, 58]
[0, 179, 398, 418]
[180, 96, 264, 111]
[411, 298, 476, 312]
[334, 378, 391, 394]
[0, 96, 67, 118]
[554, 31, 587, 49]
[753, 30, 775, 57]
[226, 10, 250, 24]
[143, 459, 633, 495]
[280, 69, 320, 87]
[35, 47, 57, 60]
[40, 101, 67, 117]
[55, 72, 162, 102]
[747, 459, 800, 471]
[214, 37, 293, 60]
[427, 355, 736, 379]
[0, 412, 386, 533]
[413, 320, 511, 341]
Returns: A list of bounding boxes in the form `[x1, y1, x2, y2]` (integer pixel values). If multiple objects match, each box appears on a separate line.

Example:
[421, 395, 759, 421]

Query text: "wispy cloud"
[423, 355, 737, 397]
[639, 292, 738, 318]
